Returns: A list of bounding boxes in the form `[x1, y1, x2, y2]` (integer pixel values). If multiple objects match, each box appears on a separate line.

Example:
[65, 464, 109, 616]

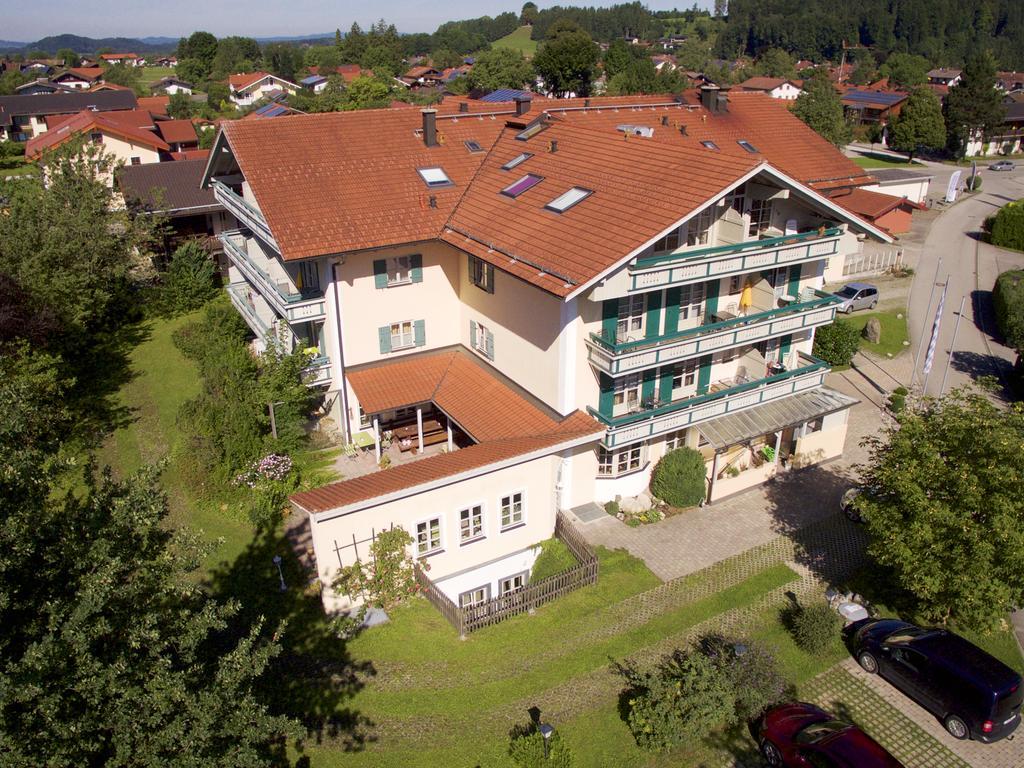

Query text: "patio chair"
[343, 442, 359, 460]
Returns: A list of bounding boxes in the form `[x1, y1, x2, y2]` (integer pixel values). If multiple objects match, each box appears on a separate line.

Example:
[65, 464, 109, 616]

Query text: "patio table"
[352, 430, 375, 450]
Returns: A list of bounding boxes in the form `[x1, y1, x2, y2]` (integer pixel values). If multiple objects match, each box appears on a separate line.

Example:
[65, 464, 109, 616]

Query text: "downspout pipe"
[331, 260, 351, 445]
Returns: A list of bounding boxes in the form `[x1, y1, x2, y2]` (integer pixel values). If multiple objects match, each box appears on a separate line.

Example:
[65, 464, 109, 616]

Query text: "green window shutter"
[787, 264, 802, 297]
[486, 263, 495, 294]
[601, 299, 618, 344]
[598, 373, 615, 418]
[704, 280, 719, 318]
[664, 287, 681, 334]
[641, 368, 656, 402]
[645, 290, 662, 339]
[413, 319, 426, 347]
[658, 365, 674, 403]
[485, 330, 494, 360]
[373, 259, 388, 289]
[470, 319, 477, 347]
[378, 326, 392, 354]
[696, 354, 712, 395]
[410, 254, 423, 283]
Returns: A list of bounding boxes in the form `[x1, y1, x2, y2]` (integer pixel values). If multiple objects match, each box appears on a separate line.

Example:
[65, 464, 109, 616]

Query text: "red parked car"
[756, 702, 905, 767]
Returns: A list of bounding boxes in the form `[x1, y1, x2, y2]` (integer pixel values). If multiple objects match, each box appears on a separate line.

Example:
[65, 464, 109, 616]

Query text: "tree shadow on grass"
[205, 522, 377, 754]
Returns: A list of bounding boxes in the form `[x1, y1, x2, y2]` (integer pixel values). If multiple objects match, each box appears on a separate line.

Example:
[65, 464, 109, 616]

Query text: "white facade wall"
[860, 179, 931, 205]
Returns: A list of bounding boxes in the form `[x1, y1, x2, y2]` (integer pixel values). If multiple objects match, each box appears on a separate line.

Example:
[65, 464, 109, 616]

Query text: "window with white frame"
[652, 225, 682, 253]
[415, 517, 442, 556]
[678, 283, 704, 324]
[616, 295, 644, 341]
[686, 208, 714, 247]
[390, 320, 414, 350]
[725, 187, 745, 214]
[473, 321, 490, 355]
[671, 359, 697, 394]
[597, 444, 645, 476]
[499, 572, 527, 596]
[500, 492, 524, 529]
[459, 505, 484, 543]
[358, 406, 372, 429]
[459, 585, 490, 608]
[386, 255, 412, 285]
[665, 430, 687, 451]
[748, 198, 773, 236]
[597, 446, 614, 476]
[613, 373, 642, 414]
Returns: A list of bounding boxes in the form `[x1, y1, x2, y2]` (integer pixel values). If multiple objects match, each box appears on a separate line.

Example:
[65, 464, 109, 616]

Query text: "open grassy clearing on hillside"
[492, 25, 538, 57]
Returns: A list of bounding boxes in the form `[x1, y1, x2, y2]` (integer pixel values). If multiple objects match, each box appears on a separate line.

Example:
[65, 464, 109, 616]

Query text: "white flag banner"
[922, 282, 947, 376]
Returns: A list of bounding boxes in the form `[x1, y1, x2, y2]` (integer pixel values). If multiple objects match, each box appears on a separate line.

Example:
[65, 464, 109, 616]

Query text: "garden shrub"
[782, 602, 842, 654]
[812, 319, 860, 366]
[991, 201, 1024, 252]
[650, 447, 706, 508]
[992, 270, 1024, 350]
[887, 386, 909, 413]
[530, 538, 577, 581]
[619, 648, 735, 751]
[604, 500, 619, 516]
[967, 174, 983, 191]
[508, 723, 575, 767]
[700, 634, 791, 722]
[158, 240, 219, 314]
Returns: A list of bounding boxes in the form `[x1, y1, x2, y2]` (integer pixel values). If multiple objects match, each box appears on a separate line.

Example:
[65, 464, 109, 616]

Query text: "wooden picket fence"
[415, 511, 599, 637]
[842, 246, 905, 277]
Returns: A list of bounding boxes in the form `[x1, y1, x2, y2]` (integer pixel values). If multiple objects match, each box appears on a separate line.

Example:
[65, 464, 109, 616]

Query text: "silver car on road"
[834, 283, 879, 313]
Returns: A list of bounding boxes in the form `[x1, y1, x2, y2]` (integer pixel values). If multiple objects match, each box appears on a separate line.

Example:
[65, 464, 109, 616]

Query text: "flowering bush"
[234, 454, 293, 488]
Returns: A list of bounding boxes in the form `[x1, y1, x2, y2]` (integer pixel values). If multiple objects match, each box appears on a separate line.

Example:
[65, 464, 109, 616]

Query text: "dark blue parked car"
[847, 618, 1023, 742]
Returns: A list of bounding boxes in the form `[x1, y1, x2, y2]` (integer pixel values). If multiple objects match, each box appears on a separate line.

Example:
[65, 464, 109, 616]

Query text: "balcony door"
[616, 295, 644, 343]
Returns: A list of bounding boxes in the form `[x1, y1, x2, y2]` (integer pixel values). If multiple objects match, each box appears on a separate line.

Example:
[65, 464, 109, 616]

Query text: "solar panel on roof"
[480, 88, 531, 102]
[843, 90, 907, 106]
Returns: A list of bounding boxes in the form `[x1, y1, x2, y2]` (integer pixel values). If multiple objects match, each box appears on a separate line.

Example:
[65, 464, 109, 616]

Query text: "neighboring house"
[0, 89, 138, 141]
[997, 72, 1024, 94]
[201, 87, 891, 614]
[841, 88, 908, 125]
[25, 109, 170, 179]
[737, 77, 804, 100]
[138, 95, 171, 116]
[243, 100, 303, 120]
[154, 118, 199, 152]
[52, 67, 105, 90]
[963, 100, 1024, 156]
[830, 187, 925, 235]
[927, 68, 962, 88]
[308, 64, 373, 84]
[89, 82, 135, 93]
[859, 167, 933, 205]
[155, 56, 177, 68]
[150, 77, 194, 96]
[399, 66, 445, 88]
[301, 74, 328, 93]
[227, 72, 299, 109]
[119, 157, 237, 265]
[20, 60, 60, 75]
[650, 54, 677, 74]
[14, 79, 70, 96]
[100, 53, 141, 67]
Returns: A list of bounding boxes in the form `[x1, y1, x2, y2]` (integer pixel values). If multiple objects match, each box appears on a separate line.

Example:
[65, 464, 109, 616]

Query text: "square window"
[459, 505, 484, 543]
[748, 199, 773, 236]
[616, 295, 644, 341]
[653, 225, 682, 253]
[613, 373, 642, 411]
[499, 571, 527, 596]
[597, 446, 613, 476]
[729, 275, 742, 294]
[501, 173, 543, 198]
[459, 584, 490, 608]
[616, 445, 642, 474]
[130, 156, 141, 165]
[417, 167, 452, 187]
[473, 321, 490, 355]
[545, 187, 593, 213]
[387, 255, 412, 285]
[665, 430, 686, 451]
[390, 320, 414, 349]
[415, 517, 442, 556]
[500, 492, 524, 529]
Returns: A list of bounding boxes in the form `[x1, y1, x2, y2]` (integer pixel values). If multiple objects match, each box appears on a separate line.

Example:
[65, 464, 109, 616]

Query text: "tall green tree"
[792, 71, 853, 146]
[603, 39, 636, 80]
[888, 87, 946, 160]
[857, 389, 1024, 630]
[607, 57, 660, 95]
[466, 47, 534, 92]
[533, 19, 600, 97]
[341, 22, 367, 64]
[210, 36, 261, 80]
[176, 30, 219, 84]
[56, 47, 81, 67]
[880, 52, 930, 89]
[343, 75, 392, 110]
[945, 50, 1007, 157]
[521, 2, 539, 25]
[758, 47, 796, 78]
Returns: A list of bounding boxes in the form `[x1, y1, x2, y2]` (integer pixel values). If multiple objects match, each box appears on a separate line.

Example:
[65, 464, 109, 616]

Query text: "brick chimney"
[422, 108, 437, 147]
[514, 95, 532, 116]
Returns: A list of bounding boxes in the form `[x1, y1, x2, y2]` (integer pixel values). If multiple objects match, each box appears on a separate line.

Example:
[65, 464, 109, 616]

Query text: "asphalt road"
[903, 164, 1024, 397]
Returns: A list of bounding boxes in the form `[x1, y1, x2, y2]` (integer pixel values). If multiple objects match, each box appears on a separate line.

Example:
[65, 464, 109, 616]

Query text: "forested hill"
[716, 0, 1024, 69]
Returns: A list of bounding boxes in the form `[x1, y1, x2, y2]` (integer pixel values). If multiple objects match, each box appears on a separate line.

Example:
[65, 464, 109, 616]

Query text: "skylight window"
[464, 140, 482, 153]
[417, 167, 453, 187]
[501, 174, 543, 198]
[501, 152, 533, 170]
[545, 187, 593, 213]
[737, 140, 759, 153]
[701, 140, 720, 150]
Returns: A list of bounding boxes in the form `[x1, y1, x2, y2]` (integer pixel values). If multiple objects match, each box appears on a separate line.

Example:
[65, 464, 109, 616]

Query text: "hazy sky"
[5, 1, 713, 42]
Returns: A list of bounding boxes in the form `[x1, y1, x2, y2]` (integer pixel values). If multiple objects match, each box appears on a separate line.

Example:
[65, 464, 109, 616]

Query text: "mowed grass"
[843, 309, 910, 358]
[100, 311, 254, 567]
[493, 25, 539, 57]
[138, 65, 175, 86]
[851, 153, 923, 169]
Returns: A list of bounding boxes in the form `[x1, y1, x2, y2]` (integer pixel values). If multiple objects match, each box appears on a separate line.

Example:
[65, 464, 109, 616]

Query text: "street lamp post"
[539, 723, 554, 760]
[272, 555, 287, 592]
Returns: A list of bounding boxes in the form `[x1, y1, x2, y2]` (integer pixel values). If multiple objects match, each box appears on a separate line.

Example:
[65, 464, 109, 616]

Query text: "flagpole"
[939, 296, 967, 396]
[922, 278, 949, 396]
[911, 255, 943, 389]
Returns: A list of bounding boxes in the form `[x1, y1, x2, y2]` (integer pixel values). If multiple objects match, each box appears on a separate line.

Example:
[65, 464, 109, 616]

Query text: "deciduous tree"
[533, 19, 600, 97]
[466, 47, 534, 92]
[792, 71, 853, 146]
[888, 87, 946, 160]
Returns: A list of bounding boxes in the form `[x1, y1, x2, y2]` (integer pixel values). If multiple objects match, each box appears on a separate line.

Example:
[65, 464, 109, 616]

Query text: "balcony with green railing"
[588, 352, 831, 449]
[627, 226, 844, 292]
[587, 290, 840, 375]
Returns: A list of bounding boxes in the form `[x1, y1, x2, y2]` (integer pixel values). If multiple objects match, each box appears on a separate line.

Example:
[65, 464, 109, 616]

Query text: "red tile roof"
[138, 95, 170, 115]
[89, 82, 133, 92]
[57, 67, 104, 81]
[228, 71, 297, 91]
[830, 187, 924, 222]
[292, 346, 602, 513]
[155, 118, 198, 144]
[100, 53, 138, 60]
[25, 109, 169, 160]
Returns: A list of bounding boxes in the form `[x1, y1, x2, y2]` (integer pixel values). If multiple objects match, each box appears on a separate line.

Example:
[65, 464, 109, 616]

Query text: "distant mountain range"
[0, 32, 336, 55]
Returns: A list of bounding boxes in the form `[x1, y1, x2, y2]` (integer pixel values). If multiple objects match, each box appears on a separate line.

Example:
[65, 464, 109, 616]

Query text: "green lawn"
[851, 153, 923, 169]
[493, 25, 539, 57]
[843, 309, 910, 358]
[138, 65, 175, 86]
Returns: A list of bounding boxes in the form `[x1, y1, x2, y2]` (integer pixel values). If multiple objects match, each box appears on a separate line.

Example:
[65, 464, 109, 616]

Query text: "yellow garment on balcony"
[738, 282, 753, 310]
